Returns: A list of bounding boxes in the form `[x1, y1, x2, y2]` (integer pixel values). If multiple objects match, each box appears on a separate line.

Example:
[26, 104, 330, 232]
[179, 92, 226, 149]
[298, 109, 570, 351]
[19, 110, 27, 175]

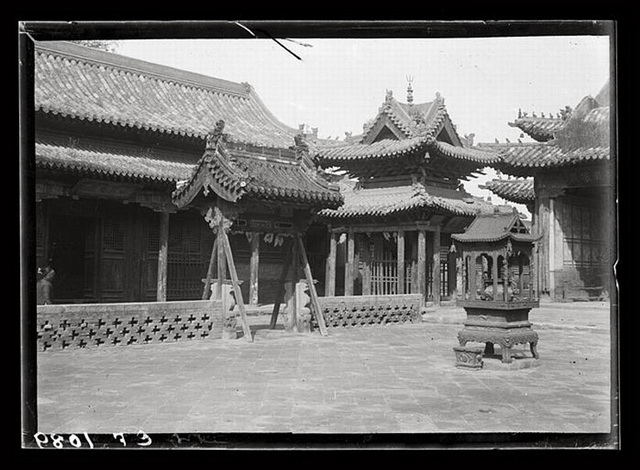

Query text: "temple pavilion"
[33, 41, 341, 305]
[480, 82, 613, 301]
[312, 85, 514, 306]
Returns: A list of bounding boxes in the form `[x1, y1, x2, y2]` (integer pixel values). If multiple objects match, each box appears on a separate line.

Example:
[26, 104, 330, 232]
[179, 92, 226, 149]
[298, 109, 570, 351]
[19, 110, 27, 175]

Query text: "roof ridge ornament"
[406, 75, 414, 105]
[206, 119, 226, 150]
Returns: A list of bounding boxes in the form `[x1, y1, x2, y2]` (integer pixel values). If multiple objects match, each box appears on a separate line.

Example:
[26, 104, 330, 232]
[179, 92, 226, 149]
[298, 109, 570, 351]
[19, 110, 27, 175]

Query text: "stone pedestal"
[210, 280, 243, 340]
[282, 279, 314, 333]
[457, 300, 539, 364]
[453, 346, 484, 369]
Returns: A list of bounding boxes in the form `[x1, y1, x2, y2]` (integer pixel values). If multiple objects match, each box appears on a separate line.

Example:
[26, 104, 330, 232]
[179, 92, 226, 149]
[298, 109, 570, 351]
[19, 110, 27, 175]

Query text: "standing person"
[37, 266, 55, 305]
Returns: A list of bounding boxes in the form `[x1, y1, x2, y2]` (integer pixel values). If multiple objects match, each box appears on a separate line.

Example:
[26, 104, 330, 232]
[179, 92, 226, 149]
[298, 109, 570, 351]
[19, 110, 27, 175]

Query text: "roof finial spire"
[406, 75, 414, 105]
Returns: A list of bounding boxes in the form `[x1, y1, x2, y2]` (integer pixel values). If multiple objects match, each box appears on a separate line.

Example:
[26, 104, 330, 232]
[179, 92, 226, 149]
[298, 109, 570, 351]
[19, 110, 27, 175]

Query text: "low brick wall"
[317, 294, 423, 328]
[36, 300, 223, 352]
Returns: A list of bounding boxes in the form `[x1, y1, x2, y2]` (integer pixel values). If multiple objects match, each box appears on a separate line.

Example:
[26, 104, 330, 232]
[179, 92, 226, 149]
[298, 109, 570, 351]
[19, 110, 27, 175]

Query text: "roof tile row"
[478, 142, 609, 172]
[483, 178, 535, 204]
[508, 116, 565, 142]
[35, 41, 298, 149]
[451, 211, 540, 243]
[318, 180, 499, 219]
[35, 137, 194, 183]
[172, 143, 343, 208]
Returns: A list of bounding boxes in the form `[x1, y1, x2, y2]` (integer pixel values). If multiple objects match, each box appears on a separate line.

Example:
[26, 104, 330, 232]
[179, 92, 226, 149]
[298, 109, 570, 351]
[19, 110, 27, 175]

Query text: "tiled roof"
[315, 137, 428, 162]
[35, 134, 194, 183]
[361, 94, 448, 143]
[315, 137, 499, 165]
[479, 142, 609, 173]
[172, 139, 343, 208]
[451, 212, 540, 243]
[491, 84, 611, 174]
[483, 178, 535, 204]
[34, 41, 299, 149]
[508, 116, 565, 142]
[318, 180, 500, 220]
[429, 140, 499, 164]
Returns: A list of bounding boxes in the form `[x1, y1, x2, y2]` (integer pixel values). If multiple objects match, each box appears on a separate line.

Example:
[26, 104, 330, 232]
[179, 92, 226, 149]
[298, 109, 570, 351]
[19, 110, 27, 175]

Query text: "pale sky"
[113, 35, 611, 216]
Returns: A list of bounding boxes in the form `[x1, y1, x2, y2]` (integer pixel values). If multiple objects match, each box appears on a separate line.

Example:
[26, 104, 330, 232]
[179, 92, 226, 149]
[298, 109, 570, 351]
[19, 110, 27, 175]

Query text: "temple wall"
[535, 167, 612, 302]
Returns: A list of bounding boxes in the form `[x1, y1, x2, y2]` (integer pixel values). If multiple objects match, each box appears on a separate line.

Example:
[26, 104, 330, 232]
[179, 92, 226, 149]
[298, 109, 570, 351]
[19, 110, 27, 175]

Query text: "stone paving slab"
[34, 302, 617, 446]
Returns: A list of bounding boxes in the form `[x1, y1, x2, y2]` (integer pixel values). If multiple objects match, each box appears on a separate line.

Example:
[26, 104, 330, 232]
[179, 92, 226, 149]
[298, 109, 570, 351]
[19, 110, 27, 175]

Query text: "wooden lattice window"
[167, 213, 212, 300]
[148, 223, 160, 253]
[103, 218, 125, 252]
[36, 205, 44, 251]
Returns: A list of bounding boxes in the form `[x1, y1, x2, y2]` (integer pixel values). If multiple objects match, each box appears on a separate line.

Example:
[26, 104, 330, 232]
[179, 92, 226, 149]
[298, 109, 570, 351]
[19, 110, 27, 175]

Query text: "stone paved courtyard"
[33, 302, 617, 447]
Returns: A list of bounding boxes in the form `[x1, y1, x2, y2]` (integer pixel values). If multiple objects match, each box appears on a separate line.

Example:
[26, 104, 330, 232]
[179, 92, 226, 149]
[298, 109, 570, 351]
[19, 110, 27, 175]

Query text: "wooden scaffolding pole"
[202, 237, 219, 300]
[249, 232, 260, 306]
[297, 235, 328, 337]
[219, 228, 253, 342]
[269, 237, 293, 329]
[216, 224, 226, 301]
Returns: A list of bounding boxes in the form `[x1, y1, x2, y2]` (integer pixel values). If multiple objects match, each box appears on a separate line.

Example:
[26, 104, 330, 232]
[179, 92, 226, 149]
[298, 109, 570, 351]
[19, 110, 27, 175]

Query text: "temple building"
[480, 82, 613, 301]
[312, 85, 513, 306]
[33, 41, 341, 305]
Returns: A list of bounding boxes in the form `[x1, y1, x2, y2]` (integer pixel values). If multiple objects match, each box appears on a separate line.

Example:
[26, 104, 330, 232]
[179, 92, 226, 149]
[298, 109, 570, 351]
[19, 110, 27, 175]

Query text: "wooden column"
[519, 258, 525, 299]
[362, 235, 372, 295]
[432, 227, 441, 306]
[345, 230, 355, 296]
[502, 254, 509, 302]
[458, 255, 465, 300]
[492, 254, 499, 300]
[548, 197, 556, 300]
[410, 233, 418, 294]
[286, 240, 300, 331]
[417, 229, 426, 302]
[469, 252, 477, 301]
[325, 231, 337, 297]
[156, 211, 169, 302]
[249, 232, 260, 306]
[397, 230, 405, 295]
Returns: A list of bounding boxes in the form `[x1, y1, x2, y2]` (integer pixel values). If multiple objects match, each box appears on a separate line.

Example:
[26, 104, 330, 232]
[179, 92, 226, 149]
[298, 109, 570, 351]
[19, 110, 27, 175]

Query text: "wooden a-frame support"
[203, 203, 327, 340]
[203, 206, 253, 342]
[220, 228, 253, 342]
[269, 234, 328, 337]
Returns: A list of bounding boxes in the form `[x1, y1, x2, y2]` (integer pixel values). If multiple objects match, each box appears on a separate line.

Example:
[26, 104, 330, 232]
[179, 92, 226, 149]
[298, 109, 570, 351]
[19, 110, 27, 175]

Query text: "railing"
[371, 259, 398, 295]
[370, 260, 416, 295]
[36, 299, 224, 352]
[317, 294, 423, 328]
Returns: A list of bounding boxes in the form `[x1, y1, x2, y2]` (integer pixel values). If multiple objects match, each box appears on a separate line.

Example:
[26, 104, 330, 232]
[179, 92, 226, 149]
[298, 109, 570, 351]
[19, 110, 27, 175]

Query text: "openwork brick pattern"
[317, 294, 423, 328]
[37, 300, 223, 352]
